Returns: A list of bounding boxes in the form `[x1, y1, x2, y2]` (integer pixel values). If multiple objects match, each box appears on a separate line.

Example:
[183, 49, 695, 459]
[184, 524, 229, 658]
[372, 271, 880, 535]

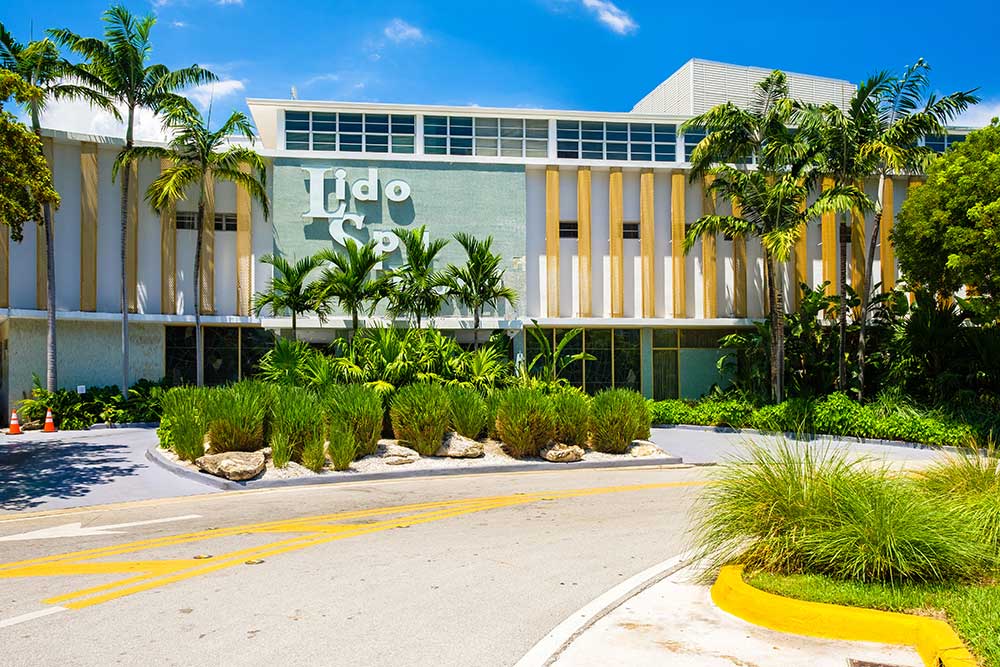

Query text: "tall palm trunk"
[764, 254, 784, 404]
[194, 196, 205, 387]
[119, 107, 134, 399]
[837, 213, 848, 390]
[857, 172, 887, 402]
[351, 309, 359, 343]
[291, 310, 297, 341]
[30, 110, 58, 393]
[472, 306, 481, 350]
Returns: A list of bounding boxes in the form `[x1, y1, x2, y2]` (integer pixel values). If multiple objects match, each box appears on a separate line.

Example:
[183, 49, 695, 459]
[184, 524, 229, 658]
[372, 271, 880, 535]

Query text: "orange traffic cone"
[8, 409, 21, 435]
[43, 408, 57, 433]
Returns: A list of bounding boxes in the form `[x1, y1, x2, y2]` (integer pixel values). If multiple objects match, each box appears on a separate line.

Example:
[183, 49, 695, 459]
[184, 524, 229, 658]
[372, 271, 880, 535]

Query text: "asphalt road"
[0, 465, 707, 667]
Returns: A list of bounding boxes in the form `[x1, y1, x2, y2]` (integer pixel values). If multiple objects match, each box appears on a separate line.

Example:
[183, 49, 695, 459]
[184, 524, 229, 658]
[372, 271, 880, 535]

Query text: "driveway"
[0, 428, 214, 514]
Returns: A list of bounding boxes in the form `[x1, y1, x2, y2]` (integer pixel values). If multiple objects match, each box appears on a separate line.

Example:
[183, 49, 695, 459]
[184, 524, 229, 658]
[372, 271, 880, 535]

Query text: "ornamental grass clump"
[326, 423, 359, 472]
[205, 381, 270, 453]
[322, 384, 383, 457]
[390, 382, 451, 455]
[446, 385, 488, 439]
[270, 386, 325, 465]
[694, 441, 986, 584]
[495, 387, 556, 459]
[552, 388, 590, 447]
[159, 386, 214, 462]
[589, 389, 651, 453]
[484, 390, 503, 440]
[300, 427, 327, 473]
[270, 431, 293, 469]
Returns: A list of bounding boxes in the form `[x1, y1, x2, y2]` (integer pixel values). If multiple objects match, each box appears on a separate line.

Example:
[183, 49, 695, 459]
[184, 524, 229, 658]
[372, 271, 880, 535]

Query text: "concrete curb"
[145, 446, 686, 492]
[515, 550, 699, 667]
[711, 565, 976, 667]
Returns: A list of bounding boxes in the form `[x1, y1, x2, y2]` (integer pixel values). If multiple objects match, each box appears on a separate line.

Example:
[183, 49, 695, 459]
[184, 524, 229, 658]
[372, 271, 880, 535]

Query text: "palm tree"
[120, 106, 269, 386]
[253, 253, 324, 343]
[314, 240, 387, 340]
[808, 60, 977, 399]
[387, 225, 449, 328]
[51, 5, 215, 396]
[445, 232, 518, 349]
[1, 24, 111, 392]
[682, 71, 865, 403]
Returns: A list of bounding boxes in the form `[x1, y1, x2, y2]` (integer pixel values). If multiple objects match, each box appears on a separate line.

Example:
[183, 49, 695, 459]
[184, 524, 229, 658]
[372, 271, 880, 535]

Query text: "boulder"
[380, 442, 420, 466]
[629, 440, 663, 458]
[435, 432, 484, 458]
[196, 451, 266, 481]
[541, 443, 585, 463]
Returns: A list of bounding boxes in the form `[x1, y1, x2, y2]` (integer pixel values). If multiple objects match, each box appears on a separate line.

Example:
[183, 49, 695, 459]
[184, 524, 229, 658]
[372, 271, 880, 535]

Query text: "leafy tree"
[524, 323, 594, 385]
[314, 240, 387, 339]
[387, 225, 448, 328]
[445, 232, 518, 349]
[894, 121, 1000, 321]
[253, 253, 323, 343]
[807, 59, 977, 399]
[1, 24, 110, 391]
[51, 5, 215, 396]
[121, 106, 269, 386]
[683, 71, 865, 403]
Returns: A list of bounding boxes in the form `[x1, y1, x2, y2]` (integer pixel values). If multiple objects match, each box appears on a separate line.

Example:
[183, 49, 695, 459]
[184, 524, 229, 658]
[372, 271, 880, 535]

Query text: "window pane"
[391, 115, 415, 134]
[500, 138, 522, 157]
[653, 328, 678, 348]
[525, 119, 548, 138]
[340, 134, 362, 152]
[500, 118, 524, 137]
[630, 145, 652, 161]
[584, 329, 612, 394]
[365, 114, 389, 132]
[652, 349, 679, 400]
[557, 141, 579, 158]
[312, 133, 336, 150]
[285, 132, 309, 149]
[425, 135, 447, 153]
[391, 135, 415, 153]
[556, 123, 580, 140]
[606, 143, 627, 160]
[450, 136, 472, 155]
[449, 116, 473, 136]
[475, 117, 498, 136]
[557, 329, 584, 388]
[424, 116, 448, 135]
[613, 329, 641, 390]
[525, 139, 548, 157]
[203, 327, 239, 387]
[655, 145, 676, 161]
[241, 328, 274, 379]
[680, 328, 734, 348]
[475, 138, 498, 156]
[339, 113, 362, 133]
[165, 326, 197, 386]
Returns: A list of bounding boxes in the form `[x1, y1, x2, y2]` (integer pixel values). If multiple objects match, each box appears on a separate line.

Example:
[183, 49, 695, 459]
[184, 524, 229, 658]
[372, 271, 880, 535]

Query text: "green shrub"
[327, 424, 359, 471]
[813, 392, 877, 438]
[322, 384, 383, 457]
[159, 386, 213, 462]
[270, 431, 293, 469]
[270, 386, 325, 464]
[750, 398, 815, 434]
[688, 397, 754, 428]
[390, 382, 451, 455]
[205, 381, 269, 453]
[552, 389, 590, 447]
[485, 390, 503, 440]
[446, 385, 488, 439]
[694, 441, 985, 584]
[590, 389, 651, 454]
[300, 431, 327, 473]
[649, 399, 694, 425]
[495, 388, 556, 458]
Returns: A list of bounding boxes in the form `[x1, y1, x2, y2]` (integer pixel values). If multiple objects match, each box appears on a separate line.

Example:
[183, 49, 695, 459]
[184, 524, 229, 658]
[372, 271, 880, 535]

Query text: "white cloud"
[303, 73, 341, 87]
[384, 18, 424, 43]
[215, 0, 243, 5]
[184, 78, 245, 110]
[170, 20, 187, 28]
[956, 100, 1000, 128]
[573, 0, 637, 35]
[39, 98, 171, 143]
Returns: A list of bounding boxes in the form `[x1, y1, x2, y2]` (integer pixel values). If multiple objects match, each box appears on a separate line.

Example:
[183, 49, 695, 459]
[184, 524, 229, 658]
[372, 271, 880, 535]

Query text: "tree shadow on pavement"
[0, 440, 142, 511]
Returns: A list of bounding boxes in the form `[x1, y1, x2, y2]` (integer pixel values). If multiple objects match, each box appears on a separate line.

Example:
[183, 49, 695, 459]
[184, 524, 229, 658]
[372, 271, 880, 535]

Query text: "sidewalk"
[547, 564, 922, 667]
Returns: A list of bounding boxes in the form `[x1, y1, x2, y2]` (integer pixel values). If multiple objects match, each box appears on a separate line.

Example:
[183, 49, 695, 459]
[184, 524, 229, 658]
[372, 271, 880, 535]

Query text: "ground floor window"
[526, 327, 639, 395]
[165, 325, 275, 386]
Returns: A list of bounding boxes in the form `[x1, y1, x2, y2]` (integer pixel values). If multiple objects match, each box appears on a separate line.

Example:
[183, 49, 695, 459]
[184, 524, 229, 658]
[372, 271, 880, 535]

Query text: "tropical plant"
[204, 381, 269, 453]
[254, 252, 324, 341]
[159, 386, 213, 462]
[387, 225, 449, 327]
[445, 233, 518, 349]
[524, 324, 593, 385]
[121, 105, 268, 386]
[552, 388, 590, 447]
[1, 25, 111, 391]
[452, 344, 513, 392]
[389, 382, 450, 455]
[314, 240, 387, 339]
[683, 70, 867, 403]
[807, 59, 978, 399]
[270, 431, 293, 469]
[52, 5, 216, 397]
[494, 387, 556, 458]
[326, 424, 358, 472]
[445, 385, 488, 439]
[589, 389, 650, 454]
[270, 385, 324, 464]
[256, 336, 315, 386]
[322, 383, 383, 457]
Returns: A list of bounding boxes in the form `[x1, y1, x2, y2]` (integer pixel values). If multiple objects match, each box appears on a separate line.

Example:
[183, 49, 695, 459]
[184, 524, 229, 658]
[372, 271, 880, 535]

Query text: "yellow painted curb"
[711, 566, 977, 667]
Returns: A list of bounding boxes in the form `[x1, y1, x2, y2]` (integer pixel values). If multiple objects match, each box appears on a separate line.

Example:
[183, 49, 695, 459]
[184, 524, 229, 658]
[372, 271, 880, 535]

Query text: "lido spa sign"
[302, 167, 412, 265]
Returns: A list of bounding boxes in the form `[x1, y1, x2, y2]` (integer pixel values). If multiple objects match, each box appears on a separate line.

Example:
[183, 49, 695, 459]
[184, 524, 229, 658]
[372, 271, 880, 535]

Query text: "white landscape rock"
[435, 432, 484, 458]
[195, 451, 266, 481]
[540, 443, 585, 463]
[380, 441, 420, 466]
[629, 440, 664, 458]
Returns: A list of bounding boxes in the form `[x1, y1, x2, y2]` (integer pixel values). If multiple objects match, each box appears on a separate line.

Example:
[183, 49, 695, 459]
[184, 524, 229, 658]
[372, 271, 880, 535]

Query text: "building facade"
[0, 60, 970, 413]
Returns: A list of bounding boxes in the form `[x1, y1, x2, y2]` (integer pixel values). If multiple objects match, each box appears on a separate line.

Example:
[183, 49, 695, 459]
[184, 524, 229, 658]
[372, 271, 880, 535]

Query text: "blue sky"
[5, 0, 999, 135]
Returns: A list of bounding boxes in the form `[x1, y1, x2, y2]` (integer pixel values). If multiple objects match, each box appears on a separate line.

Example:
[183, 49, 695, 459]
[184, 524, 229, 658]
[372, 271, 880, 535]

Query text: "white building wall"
[653, 172, 670, 318]
[622, 170, 640, 318]
[685, 177, 703, 319]
[590, 169, 610, 318]
[214, 181, 238, 316]
[96, 145, 121, 314]
[558, 168, 577, 317]
[176, 229, 196, 317]
[52, 141, 81, 312]
[137, 159, 161, 314]
[251, 165, 275, 302]
[524, 168, 545, 318]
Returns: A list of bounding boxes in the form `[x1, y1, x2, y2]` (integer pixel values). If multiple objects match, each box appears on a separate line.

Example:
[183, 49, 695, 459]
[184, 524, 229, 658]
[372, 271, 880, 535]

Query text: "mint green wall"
[272, 159, 527, 320]
[678, 348, 730, 399]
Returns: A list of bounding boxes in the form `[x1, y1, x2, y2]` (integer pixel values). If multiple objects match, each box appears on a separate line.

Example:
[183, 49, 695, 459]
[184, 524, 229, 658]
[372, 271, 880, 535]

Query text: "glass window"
[175, 211, 198, 230]
[241, 328, 274, 379]
[684, 127, 707, 161]
[559, 221, 578, 238]
[424, 116, 448, 135]
[474, 137, 498, 156]
[312, 112, 336, 132]
[680, 328, 736, 348]
[525, 140, 548, 158]
[338, 113, 363, 133]
[312, 133, 336, 151]
[556, 120, 580, 139]
[500, 118, 524, 138]
[203, 327, 239, 386]
[392, 135, 415, 153]
[605, 122, 628, 142]
[652, 349, 679, 400]
[285, 111, 309, 131]
[340, 134, 363, 152]
[450, 136, 473, 155]
[584, 329, 612, 395]
[557, 329, 584, 388]
[449, 116, 473, 136]
[364, 114, 389, 133]
[213, 213, 237, 232]
[525, 119, 548, 139]
[606, 143, 627, 160]
[613, 329, 641, 391]
[391, 115, 415, 134]
[558, 141, 580, 159]
[165, 325, 197, 385]
[652, 328, 678, 348]
[623, 222, 640, 240]
[365, 134, 389, 153]
[425, 135, 447, 154]
[285, 132, 309, 150]
[500, 138, 522, 157]
[475, 117, 498, 136]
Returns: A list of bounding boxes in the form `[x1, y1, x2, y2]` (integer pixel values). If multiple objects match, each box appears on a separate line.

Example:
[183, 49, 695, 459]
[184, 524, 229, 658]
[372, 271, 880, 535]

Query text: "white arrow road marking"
[0, 607, 67, 629]
[0, 514, 202, 542]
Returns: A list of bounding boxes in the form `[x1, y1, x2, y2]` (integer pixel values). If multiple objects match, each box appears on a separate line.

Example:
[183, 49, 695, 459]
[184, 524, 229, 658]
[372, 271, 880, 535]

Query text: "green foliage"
[386, 225, 449, 327]
[313, 239, 387, 334]
[648, 399, 693, 426]
[894, 121, 1000, 318]
[444, 233, 518, 348]
[160, 386, 213, 462]
[326, 424, 358, 471]
[749, 398, 815, 434]
[270, 386, 324, 465]
[484, 390, 502, 440]
[300, 435, 326, 473]
[590, 389, 651, 454]
[204, 381, 269, 453]
[694, 442, 985, 584]
[812, 392, 877, 437]
[495, 388, 556, 458]
[19, 376, 166, 430]
[270, 431, 293, 469]
[322, 383, 383, 457]
[445, 385, 488, 439]
[552, 388, 590, 447]
[524, 324, 594, 385]
[252, 253, 325, 337]
[389, 382, 450, 455]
